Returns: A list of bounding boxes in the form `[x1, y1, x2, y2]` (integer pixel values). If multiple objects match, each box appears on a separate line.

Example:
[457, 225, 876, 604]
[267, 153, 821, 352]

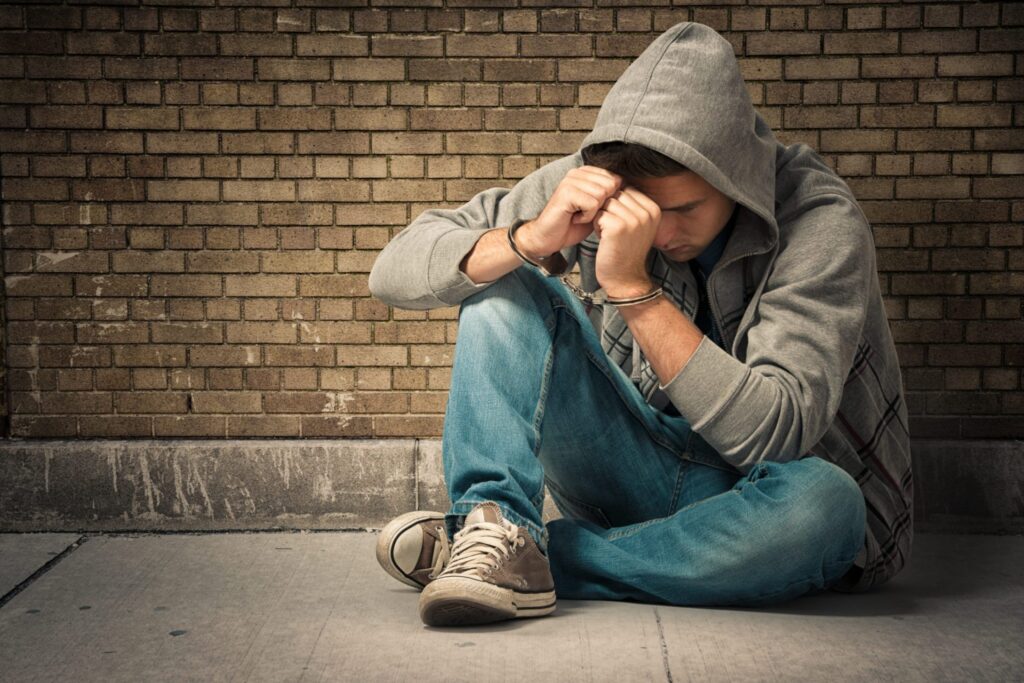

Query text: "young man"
[369, 22, 912, 627]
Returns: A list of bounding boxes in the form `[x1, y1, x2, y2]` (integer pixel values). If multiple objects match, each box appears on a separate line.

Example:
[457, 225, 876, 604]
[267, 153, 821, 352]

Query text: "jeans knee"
[801, 457, 866, 552]
[460, 266, 555, 327]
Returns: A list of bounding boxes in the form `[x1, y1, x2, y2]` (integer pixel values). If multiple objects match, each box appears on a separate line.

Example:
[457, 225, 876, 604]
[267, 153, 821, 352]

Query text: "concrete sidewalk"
[0, 532, 1021, 682]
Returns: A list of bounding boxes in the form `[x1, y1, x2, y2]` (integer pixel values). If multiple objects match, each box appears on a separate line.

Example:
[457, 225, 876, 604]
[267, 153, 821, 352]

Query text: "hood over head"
[579, 22, 780, 247]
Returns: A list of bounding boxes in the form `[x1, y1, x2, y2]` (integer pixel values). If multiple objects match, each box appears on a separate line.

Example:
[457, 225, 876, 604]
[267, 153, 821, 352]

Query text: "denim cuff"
[445, 500, 549, 554]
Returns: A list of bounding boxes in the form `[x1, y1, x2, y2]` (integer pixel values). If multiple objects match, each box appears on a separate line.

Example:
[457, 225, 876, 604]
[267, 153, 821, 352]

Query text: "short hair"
[580, 141, 690, 178]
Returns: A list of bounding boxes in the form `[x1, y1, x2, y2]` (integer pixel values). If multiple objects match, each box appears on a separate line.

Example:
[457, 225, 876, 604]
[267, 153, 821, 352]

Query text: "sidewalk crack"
[654, 606, 675, 683]
[0, 535, 88, 610]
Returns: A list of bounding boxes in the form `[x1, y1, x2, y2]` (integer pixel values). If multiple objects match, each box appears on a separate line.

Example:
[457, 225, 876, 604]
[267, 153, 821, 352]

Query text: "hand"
[515, 166, 624, 259]
[592, 186, 661, 298]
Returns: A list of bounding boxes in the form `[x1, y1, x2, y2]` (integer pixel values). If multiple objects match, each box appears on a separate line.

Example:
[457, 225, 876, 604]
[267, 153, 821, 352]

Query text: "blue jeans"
[441, 265, 866, 607]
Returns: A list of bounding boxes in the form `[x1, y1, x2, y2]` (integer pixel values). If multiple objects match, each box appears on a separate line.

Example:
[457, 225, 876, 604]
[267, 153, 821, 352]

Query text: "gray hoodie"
[369, 22, 912, 593]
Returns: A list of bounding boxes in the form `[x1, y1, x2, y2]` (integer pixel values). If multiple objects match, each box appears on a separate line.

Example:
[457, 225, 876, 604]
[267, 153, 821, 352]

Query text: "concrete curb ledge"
[911, 439, 1024, 535]
[0, 438, 1021, 533]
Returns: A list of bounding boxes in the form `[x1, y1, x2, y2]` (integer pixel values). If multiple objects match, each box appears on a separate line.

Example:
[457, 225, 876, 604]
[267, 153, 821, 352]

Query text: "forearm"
[458, 224, 548, 285]
[616, 295, 704, 389]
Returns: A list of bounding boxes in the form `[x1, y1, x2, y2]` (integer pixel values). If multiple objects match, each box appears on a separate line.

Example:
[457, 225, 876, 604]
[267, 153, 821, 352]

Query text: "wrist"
[604, 279, 656, 300]
[514, 222, 557, 262]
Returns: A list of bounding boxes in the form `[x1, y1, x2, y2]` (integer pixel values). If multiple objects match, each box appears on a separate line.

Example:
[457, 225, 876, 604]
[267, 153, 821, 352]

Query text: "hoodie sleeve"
[658, 194, 875, 474]
[368, 153, 582, 311]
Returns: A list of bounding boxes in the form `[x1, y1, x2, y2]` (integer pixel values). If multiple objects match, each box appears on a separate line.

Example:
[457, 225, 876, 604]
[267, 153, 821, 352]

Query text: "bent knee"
[793, 457, 866, 547]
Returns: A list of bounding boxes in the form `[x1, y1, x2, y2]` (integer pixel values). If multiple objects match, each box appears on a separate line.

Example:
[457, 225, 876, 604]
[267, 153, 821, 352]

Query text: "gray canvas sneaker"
[375, 511, 451, 590]
[418, 501, 556, 627]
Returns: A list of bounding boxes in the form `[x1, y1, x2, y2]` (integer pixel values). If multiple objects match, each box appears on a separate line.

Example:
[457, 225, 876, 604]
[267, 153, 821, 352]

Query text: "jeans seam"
[552, 300, 690, 466]
[666, 458, 687, 516]
[605, 514, 667, 542]
[741, 552, 861, 605]
[528, 326, 557, 513]
[545, 475, 614, 528]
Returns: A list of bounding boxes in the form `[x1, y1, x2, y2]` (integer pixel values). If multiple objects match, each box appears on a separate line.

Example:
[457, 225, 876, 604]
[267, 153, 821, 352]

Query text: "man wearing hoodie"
[369, 22, 913, 627]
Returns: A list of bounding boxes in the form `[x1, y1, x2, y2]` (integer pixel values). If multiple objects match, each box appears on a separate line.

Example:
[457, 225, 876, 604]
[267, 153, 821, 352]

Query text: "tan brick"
[784, 106, 857, 128]
[409, 108, 481, 131]
[42, 391, 114, 414]
[861, 56, 935, 79]
[552, 58, 622, 81]
[77, 322, 148, 344]
[68, 33, 139, 55]
[334, 344, 405, 367]
[332, 58, 404, 81]
[373, 321, 446, 344]
[106, 107, 178, 130]
[938, 54, 1014, 77]
[80, 416, 153, 437]
[223, 275, 295, 297]
[970, 274, 1024, 295]
[144, 33, 216, 56]
[975, 177, 1024, 199]
[859, 105, 934, 128]
[30, 105, 103, 128]
[897, 129, 972, 151]
[191, 391, 262, 413]
[371, 34, 442, 57]
[182, 107, 256, 130]
[258, 57, 330, 80]
[227, 415, 300, 436]
[148, 274, 221, 297]
[747, 32, 820, 55]
[226, 322, 297, 343]
[113, 345, 187, 367]
[264, 345, 335, 367]
[294, 322, 370, 344]
[522, 34, 591, 57]
[824, 32, 898, 54]
[901, 30, 976, 54]
[299, 274, 368, 297]
[261, 251, 334, 273]
[147, 179, 220, 201]
[152, 322, 223, 343]
[258, 107, 331, 130]
[115, 391, 189, 413]
[112, 251, 185, 273]
[937, 104, 1013, 128]
[373, 415, 443, 437]
[189, 345, 262, 367]
[301, 415, 373, 437]
[979, 28, 1024, 52]
[895, 177, 970, 199]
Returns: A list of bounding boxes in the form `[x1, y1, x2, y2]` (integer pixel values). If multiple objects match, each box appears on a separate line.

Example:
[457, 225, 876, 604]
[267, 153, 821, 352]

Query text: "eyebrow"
[664, 198, 705, 211]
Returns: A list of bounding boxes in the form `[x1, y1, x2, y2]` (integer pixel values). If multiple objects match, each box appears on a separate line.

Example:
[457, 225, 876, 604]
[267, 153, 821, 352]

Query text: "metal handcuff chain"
[506, 223, 664, 308]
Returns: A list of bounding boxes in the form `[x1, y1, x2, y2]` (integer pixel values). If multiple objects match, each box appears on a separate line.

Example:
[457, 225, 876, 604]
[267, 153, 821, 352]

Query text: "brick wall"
[0, 1, 1021, 441]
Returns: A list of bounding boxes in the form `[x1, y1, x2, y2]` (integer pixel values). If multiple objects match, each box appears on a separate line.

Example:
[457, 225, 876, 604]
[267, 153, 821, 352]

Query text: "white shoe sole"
[375, 510, 446, 590]
[419, 575, 557, 626]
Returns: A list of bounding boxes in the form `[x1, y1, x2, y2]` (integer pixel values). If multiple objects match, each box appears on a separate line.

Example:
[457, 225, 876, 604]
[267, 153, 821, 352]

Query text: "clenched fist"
[515, 166, 625, 259]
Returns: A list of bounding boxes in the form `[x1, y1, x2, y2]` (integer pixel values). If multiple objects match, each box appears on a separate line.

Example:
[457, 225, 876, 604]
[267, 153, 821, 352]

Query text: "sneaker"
[375, 510, 450, 590]
[418, 501, 556, 627]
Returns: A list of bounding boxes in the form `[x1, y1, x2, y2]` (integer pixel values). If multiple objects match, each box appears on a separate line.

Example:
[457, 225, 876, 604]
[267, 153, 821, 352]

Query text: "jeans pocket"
[544, 475, 613, 528]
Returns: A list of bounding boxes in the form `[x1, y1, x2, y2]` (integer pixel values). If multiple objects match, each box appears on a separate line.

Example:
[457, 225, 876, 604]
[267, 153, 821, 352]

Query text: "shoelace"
[428, 525, 451, 580]
[436, 520, 525, 580]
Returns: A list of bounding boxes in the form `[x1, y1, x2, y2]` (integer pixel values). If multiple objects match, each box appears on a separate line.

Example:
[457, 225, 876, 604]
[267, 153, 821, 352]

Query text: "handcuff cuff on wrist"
[506, 223, 664, 308]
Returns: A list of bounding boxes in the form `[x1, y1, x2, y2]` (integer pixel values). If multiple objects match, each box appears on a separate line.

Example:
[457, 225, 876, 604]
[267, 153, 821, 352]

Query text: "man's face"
[621, 171, 737, 263]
